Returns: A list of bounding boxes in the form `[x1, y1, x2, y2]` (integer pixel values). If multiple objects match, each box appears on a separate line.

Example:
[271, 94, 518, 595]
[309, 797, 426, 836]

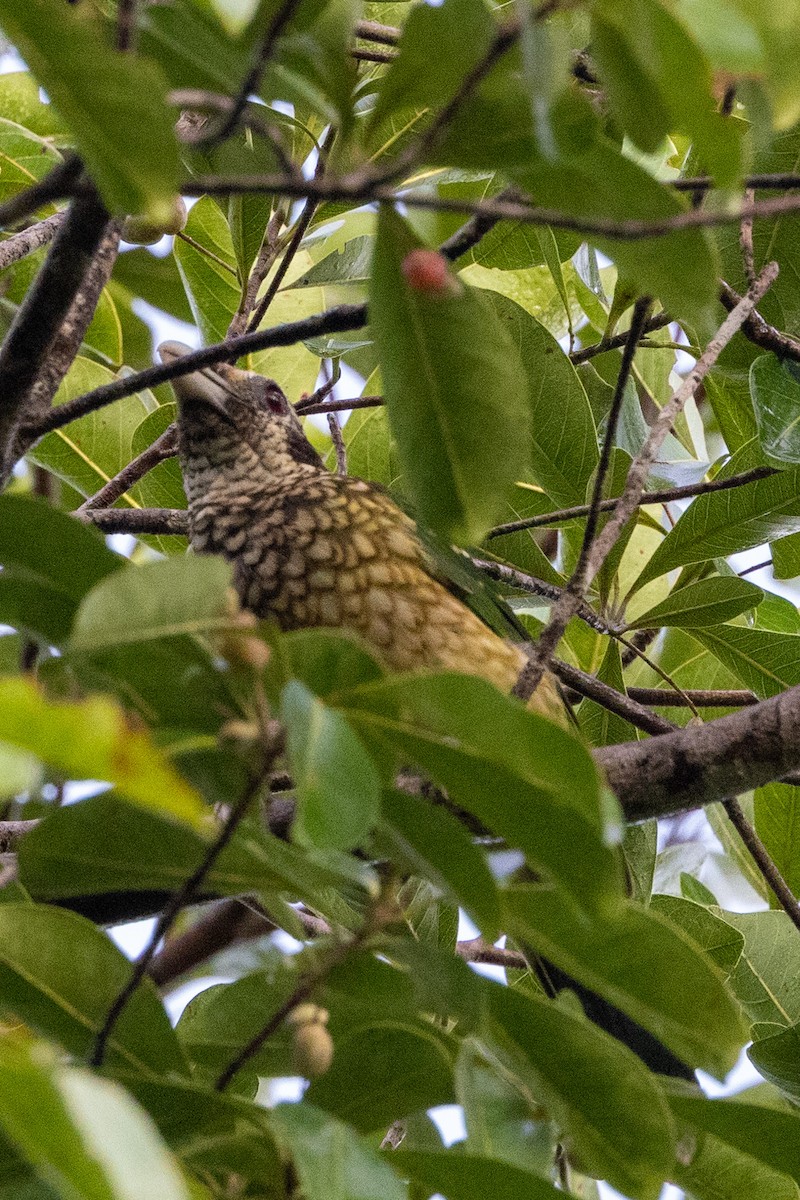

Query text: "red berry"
[402, 249, 452, 294]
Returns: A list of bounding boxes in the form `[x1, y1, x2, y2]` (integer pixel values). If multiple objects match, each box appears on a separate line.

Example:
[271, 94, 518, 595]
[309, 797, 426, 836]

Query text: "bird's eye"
[263, 383, 286, 415]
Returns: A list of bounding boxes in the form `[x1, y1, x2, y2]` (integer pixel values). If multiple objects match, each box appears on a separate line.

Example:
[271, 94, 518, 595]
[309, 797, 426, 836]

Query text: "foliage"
[3, 1, 800, 1199]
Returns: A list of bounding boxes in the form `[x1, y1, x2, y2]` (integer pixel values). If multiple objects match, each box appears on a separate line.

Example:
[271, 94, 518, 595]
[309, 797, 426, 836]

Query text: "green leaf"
[0, 905, 186, 1075]
[286, 236, 373, 290]
[113, 248, 194, 324]
[174, 197, 241, 345]
[366, 0, 494, 141]
[627, 577, 764, 629]
[376, 788, 500, 938]
[0, 676, 207, 831]
[755, 783, 800, 903]
[339, 672, 624, 917]
[0, 118, 61, 204]
[749, 1023, 800, 1100]
[0, 742, 41, 800]
[0, 1038, 190, 1200]
[669, 1093, 800, 1187]
[488, 982, 676, 1200]
[750, 354, 800, 465]
[370, 208, 531, 545]
[70, 557, 233, 653]
[649, 895, 744, 976]
[503, 886, 746, 1079]
[392, 1150, 564, 1200]
[0, 1, 180, 221]
[28, 357, 156, 501]
[724, 910, 800, 1026]
[269, 1102, 408, 1200]
[307, 1022, 454, 1131]
[0, 74, 68, 140]
[485, 291, 598, 508]
[0, 495, 119, 604]
[282, 680, 381, 851]
[635, 458, 800, 588]
[18, 792, 374, 914]
[688, 623, 800, 698]
[455, 1046, 557, 1175]
[591, 0, 742, 184]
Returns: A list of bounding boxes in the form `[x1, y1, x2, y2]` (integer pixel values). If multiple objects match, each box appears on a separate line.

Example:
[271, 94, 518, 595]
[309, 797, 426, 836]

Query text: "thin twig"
[721, 796, 800, 934]
[90, 755, 275, 1068]
[206, 0, 306, 144]
[626, 687, 756, 708]
[513, 298, 653, 700]
[327, 411, 347, 474]
[246, 129, 334, 333]
[588, 263, 778, 574]
[488, 465, 779, 537]
[552, 660, 675, 737]
[77, 425, 177, 513]
[740, 186, 755, 288]
[214, 885, 395, 1091]
[170, 89, 299, 179]
[570, 312, 673, 363]
[116, 0, 137, 51]
[0, 213, 64, 271]
[354, 19, 400, 45]
[26, 304, 368, 437]
[81, 507, 188, 536]
[177, 173, 800, 242]
[296, 394, 383, 416]
[352, 47, 396, 64]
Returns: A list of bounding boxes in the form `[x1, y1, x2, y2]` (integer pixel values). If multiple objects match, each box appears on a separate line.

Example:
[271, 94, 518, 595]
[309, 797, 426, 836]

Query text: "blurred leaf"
[376, 788, 500, 938]
[371, 209, 531, 545]
[0, 905, 185, 1074]
[669, 1093, 800, 1187]
[282, 680, 381, 851]
[269, 1102, 408, 1200]
[340, 672, 624, 917]
[503, 886, 746, 1079]
[18, 792, 373, 913]
[749, 1023, 800, 1100]
[627, 577, 764, 629]
[0, 1038, 190, 1200]
[455, 1046, 558, 1175]
[0, 1, 180, 220]
[307, 1022, 454, 1131]
[0, 495, 119, 601]
[0, 676, 206, 830]
[0, 74, 68, 140]
[751, 355, 800, 465]
[488, 982, 675, 1200]
[591, 0, 742, 184]
[70, 557, 232, 653]
[393, 1150, 564, 1200]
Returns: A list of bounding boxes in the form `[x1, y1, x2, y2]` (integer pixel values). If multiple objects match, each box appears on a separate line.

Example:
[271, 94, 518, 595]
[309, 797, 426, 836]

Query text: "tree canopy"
[4, 1, 800, 1198]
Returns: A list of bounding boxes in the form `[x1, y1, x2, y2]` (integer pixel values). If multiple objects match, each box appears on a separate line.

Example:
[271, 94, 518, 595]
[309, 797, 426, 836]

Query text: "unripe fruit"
[288, 1004, 333, 1078]
[122, 196, 188, 246]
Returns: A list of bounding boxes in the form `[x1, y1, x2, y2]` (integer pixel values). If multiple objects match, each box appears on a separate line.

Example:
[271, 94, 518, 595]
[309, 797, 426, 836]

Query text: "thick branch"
[598, 683, 800, 821]
[0, 187, 111, 478]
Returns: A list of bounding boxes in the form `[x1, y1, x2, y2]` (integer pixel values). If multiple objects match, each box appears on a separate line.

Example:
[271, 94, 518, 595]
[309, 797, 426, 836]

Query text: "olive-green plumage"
[161, 342, 564, 721]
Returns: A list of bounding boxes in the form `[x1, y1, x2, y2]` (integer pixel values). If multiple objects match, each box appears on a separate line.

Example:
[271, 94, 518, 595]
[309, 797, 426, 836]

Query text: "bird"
[159, 342, 695, 1081]
[158, 341, 566, 722]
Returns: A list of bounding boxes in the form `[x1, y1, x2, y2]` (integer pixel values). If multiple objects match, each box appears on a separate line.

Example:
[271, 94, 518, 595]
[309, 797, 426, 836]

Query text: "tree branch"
[0, 187, 112, 479]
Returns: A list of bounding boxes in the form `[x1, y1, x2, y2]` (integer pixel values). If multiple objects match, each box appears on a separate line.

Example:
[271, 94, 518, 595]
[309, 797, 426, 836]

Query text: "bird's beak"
[158, 341, 252, 420]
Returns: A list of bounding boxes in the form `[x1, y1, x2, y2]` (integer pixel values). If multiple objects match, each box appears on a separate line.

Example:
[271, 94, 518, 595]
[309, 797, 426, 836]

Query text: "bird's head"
[158, 341, 323, 469]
